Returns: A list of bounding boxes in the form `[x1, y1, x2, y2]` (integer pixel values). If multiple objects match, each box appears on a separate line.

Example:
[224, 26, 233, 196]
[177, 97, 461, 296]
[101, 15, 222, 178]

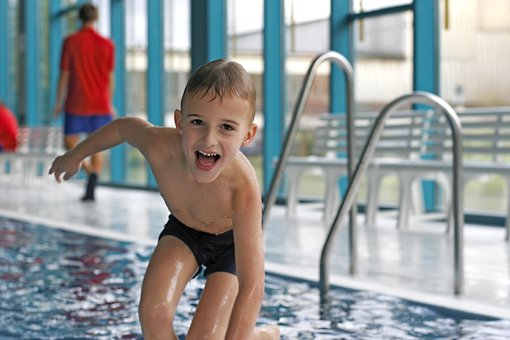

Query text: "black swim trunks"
[158, 215, 236, 278]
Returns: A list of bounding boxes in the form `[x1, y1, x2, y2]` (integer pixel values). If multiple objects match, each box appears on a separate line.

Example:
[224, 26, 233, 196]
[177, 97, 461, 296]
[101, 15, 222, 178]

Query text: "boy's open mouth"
[195, 150, 221, 170]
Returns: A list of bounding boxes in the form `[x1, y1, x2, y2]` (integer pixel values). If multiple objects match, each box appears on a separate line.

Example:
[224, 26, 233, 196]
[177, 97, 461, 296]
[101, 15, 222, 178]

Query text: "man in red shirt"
[0, 100, 18, 152]
[53, 3, 115, 201]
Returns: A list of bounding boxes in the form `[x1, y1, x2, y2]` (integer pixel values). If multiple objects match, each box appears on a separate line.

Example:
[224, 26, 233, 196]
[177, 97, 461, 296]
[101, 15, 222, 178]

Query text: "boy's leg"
[188, 272, 280, 339]
[139, 236, 198, 340]
[187, 272, 239, 339]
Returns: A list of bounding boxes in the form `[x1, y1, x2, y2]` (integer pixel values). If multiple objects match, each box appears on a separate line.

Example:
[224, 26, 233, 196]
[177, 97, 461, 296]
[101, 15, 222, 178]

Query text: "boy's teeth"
[199, 150, 217, 157]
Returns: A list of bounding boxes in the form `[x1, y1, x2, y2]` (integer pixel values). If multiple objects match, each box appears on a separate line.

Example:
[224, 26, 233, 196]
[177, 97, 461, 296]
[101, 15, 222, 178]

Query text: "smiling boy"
[49, 59, 279, 339]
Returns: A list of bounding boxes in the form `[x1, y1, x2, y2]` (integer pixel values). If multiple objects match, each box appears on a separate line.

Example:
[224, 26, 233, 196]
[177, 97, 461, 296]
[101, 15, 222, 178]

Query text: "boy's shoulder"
[226, 152, 259, 189]
[144, 124, 177, 135]
[138, 125, 180, 149]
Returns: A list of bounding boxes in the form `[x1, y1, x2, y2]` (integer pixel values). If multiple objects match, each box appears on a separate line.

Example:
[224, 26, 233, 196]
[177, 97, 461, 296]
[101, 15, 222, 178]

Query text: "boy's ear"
[242, 123, 258, 147]
[174, 109, 183, 133]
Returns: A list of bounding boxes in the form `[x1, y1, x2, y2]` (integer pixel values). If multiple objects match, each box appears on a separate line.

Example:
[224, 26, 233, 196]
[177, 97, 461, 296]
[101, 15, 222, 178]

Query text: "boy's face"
[175, 92, 257, 184]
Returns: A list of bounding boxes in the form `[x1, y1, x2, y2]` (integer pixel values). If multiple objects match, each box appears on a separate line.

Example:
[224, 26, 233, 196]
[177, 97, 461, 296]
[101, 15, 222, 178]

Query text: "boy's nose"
[203, 128, 218, 146]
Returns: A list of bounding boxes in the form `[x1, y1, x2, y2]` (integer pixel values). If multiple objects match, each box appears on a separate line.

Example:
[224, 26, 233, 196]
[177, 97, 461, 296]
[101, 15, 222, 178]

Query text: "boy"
[49, 59, 279, 339]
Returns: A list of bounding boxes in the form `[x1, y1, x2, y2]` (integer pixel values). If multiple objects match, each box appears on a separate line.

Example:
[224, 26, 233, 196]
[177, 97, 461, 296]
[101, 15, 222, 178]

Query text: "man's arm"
[53, 71, 70, 118]
[49, 117, 151, 182]
[225, 170, 265, 339]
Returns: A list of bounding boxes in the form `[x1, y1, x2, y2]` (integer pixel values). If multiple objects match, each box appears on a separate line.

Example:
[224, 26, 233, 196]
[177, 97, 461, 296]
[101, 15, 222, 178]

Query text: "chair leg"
[365, 170, 382, 227]
[506, 179, 510, 242]
[285, 168, 301, 218]
[397, 174, 412, 229]
[324, 169, 341, 223]
[437, 173, 453, 235]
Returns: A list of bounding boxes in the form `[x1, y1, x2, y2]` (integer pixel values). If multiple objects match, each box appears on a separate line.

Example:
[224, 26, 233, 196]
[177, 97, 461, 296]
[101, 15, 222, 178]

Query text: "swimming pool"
[1, 216, 509, 339]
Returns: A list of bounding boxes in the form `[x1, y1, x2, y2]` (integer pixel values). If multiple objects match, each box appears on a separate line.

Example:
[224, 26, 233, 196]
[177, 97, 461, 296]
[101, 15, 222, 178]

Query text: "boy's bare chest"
[158, 171, 234, 232]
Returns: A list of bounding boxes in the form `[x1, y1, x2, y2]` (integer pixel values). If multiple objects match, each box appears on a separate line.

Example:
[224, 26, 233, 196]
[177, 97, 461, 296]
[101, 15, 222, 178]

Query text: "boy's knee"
[138, 301, 174, 332]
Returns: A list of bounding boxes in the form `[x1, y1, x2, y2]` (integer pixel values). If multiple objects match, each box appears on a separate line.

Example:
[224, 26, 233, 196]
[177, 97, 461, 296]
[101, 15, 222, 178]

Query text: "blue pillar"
[110, 0, 126, 184]
[414, 0, 439, 211]
[262, 0, 285, 193]
[190, 0, 226, 72]
[147, 0, 164, 187]
[413, 0, 439, 95]
[330, 1, 353, 193]
[24, 0, 40, 126]
[50, 0, 62, 127]
[329, 0, 353, 114]
[0, 0, 10, 108]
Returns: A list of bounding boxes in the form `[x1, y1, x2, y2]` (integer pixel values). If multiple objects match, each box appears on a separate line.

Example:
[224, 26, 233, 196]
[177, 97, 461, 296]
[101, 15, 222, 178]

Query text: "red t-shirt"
[60, 27, 115, 116]
[0, 104, 18, 151]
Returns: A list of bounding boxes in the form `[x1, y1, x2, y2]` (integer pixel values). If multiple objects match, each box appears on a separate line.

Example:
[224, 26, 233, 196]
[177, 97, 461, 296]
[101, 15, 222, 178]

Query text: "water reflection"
[1, 217, 509, 339]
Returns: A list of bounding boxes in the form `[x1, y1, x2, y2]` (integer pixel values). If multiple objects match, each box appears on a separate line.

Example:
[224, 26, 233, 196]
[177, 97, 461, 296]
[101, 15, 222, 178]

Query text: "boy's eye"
[190, 119, 204, 125]
[221, 124, 235, 131]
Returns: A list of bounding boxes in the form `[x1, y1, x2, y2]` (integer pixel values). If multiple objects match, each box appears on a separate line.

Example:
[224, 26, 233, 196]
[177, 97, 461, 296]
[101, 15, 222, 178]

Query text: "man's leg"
[66, 134, 104, 200]
[81, 151, 103, 201]
[81, 115, 111, 200]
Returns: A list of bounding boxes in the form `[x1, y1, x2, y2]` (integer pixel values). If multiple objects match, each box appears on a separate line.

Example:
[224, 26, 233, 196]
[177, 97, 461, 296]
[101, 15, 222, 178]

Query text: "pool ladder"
[262, 51, 465, 311]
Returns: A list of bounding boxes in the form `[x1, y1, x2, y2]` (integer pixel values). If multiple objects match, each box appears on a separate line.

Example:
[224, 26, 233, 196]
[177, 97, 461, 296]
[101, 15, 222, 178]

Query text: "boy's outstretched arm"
[49, 117, 151, 182]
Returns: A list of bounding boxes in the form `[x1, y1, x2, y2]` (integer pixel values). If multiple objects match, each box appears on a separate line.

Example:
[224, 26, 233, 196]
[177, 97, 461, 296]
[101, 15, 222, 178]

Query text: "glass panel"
[92, 0, 110, 37]
[164, 0, 190, 127]
[352, 11, 413, 205]
[352, 0, 412, 13]
[8, 0, 20, 118]
[440, 0, 510, 108]
[124, 0, 148, 185]
[440, 0, 510, 214]
[354, 12, 413, 112]
[285, 0, 332, 200]
[39, 1, 50, 125]
[227, 0, 264, 187]
[85, 1, 113, 183]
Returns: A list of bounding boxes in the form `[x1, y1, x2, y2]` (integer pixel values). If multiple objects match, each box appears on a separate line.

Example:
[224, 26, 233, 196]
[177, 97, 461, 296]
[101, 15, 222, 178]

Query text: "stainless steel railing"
[319, 92, 464, 308]
[262, 50, 357, 273]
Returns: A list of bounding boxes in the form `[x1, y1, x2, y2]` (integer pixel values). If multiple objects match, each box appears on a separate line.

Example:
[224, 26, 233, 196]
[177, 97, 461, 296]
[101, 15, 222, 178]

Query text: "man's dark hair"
[79, 3, 98, 23]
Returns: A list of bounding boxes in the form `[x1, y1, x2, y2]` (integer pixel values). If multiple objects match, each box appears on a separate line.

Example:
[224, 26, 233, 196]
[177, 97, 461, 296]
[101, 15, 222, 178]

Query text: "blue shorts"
[158, 215, 236, 278]
[64, 113, 112, 135]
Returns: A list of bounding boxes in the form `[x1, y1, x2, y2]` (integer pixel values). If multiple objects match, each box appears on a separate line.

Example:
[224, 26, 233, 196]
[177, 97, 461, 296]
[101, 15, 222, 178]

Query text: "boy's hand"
[48, 153, 82, 183]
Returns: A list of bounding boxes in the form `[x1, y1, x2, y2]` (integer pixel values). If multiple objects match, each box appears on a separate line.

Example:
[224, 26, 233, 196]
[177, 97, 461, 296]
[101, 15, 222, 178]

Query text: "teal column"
[330, 1, 353, 194]
[329, 0, 353, 114]
[147, 0, 164, 187]
[414, 0, 440, 211]
[50, 0, 62, 127]
[413, 0, 439, 94]
[110, 0, 126, 184]
[190, 0, 226, 72]
[24, 0, 40, 126]
[0, 0, 10, 108]
[262, 0, 285, 193]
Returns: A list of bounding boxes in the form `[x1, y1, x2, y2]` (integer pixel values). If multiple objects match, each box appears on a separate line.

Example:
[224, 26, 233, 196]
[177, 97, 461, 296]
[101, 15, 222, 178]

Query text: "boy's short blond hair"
[181, 59, 256, 120]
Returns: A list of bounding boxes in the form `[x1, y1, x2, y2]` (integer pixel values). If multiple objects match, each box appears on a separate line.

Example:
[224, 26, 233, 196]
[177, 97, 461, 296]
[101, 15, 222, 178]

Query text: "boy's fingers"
[53, 170, 62, 183]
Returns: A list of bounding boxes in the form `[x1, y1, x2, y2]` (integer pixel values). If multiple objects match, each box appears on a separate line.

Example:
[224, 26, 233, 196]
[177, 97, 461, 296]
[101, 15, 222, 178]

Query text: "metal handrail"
[262, 51, 357, 272]
[319, 92, 464, 308]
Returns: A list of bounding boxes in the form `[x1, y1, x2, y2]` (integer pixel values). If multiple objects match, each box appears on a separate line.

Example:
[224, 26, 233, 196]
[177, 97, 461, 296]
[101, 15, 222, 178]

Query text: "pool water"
[1, 217, 509, 339]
